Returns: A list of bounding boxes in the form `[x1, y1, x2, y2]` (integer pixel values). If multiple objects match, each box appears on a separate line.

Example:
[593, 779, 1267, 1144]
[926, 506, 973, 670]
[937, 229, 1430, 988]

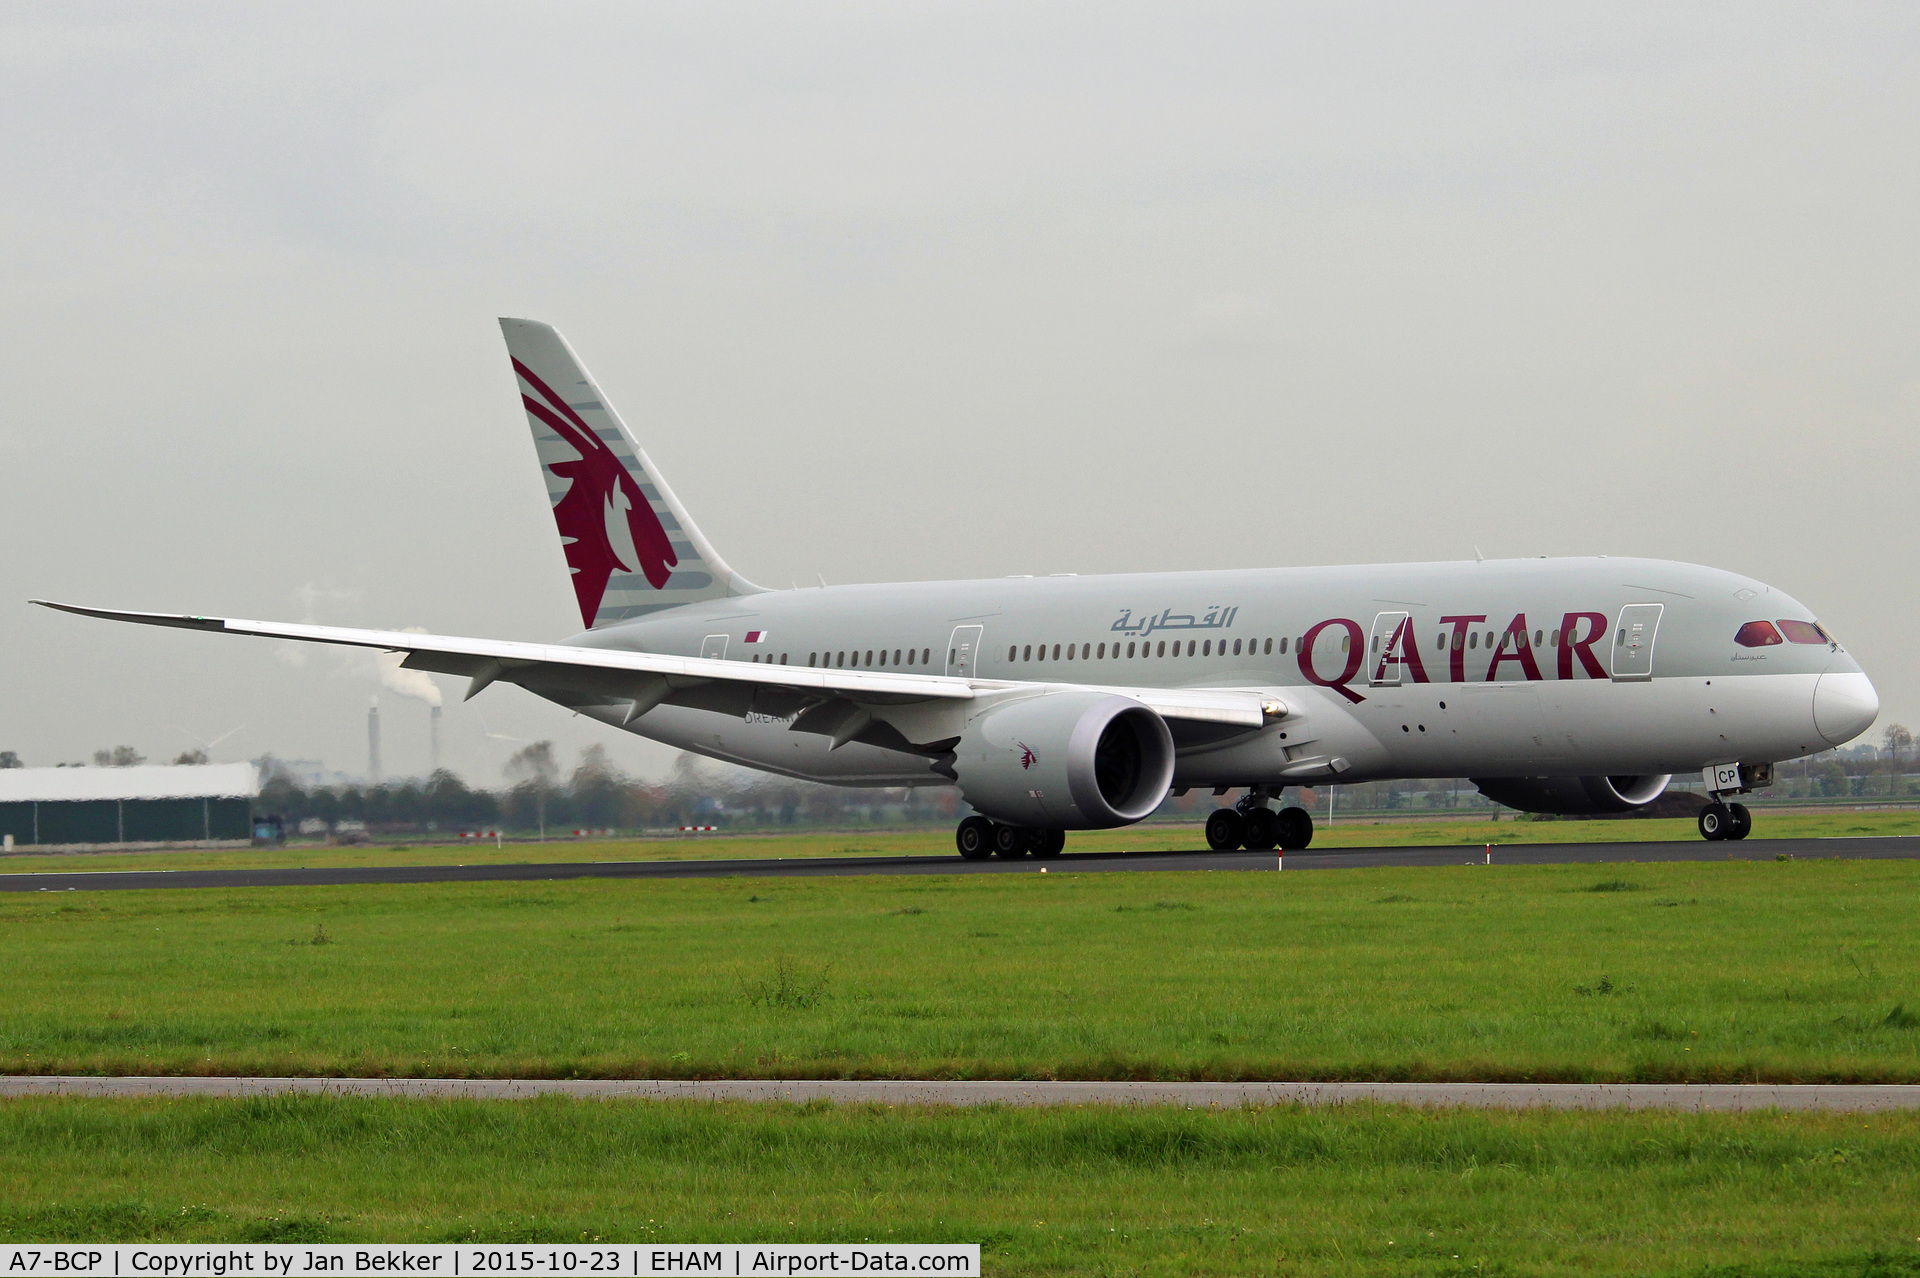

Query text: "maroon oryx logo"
[513, 357, 677, 627]
[1017, 742, 1037, 770]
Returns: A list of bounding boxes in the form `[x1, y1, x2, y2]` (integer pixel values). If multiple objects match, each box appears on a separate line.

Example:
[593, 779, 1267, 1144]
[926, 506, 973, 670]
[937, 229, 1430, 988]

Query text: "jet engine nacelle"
[952, 692, 1176, 829]
[1471, 774, 1673, 816]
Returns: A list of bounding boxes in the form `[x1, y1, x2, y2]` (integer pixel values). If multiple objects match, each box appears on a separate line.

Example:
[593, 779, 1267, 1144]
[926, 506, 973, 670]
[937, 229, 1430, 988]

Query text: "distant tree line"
[8, 720, 1919, 832]
[254, 743, 964, 835]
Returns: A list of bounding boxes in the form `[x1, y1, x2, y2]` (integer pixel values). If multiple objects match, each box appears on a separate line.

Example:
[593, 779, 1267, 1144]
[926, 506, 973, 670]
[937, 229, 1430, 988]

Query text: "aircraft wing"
[32, 602, 1279, 730]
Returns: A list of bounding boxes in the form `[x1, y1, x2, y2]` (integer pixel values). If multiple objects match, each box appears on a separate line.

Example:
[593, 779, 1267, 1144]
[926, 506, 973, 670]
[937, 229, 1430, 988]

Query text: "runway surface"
[0, 834, 1915, 892]
[2, 1076, 1915, 1111]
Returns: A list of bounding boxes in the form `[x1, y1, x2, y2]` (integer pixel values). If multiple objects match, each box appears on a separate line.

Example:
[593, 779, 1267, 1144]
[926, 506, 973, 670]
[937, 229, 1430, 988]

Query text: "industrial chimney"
[429, 704, 441, 776]
[368, 697, 382, 785]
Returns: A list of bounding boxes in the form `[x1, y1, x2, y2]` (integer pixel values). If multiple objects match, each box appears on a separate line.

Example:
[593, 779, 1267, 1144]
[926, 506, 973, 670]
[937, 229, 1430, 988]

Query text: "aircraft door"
[1610, 604, 1662, 682]
[1368, 611, 1411, 687]
[700, 634, 729, 660]
[946, 625, 983, 678]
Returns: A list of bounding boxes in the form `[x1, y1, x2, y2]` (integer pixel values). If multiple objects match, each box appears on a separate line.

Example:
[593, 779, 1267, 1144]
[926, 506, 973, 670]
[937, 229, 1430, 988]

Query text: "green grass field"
[4, 807, 1916, 875]
[3, 858, 1917, 1082]
[0, 1095, 1915, 1274]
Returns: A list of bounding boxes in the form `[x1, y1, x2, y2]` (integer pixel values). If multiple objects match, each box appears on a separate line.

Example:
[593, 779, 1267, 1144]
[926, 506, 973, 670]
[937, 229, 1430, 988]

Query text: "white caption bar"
[0, 1246, 980, 1278]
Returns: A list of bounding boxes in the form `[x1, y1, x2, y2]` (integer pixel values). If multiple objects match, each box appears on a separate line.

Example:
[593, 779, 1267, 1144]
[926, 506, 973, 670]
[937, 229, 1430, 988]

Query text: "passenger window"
[865, 651, 873, 666]
[1469, 633, 1478, 650]
[1534, 630, 1542, 647]
[1066, 645, 1075, 661]
[781, 654, 788, 665]
[1616, 630, 1625, 647]
[1097, 643, 1106, 659]
[924, 649, 931, 665]
[1008, 646, 1017, 662]
[1052, 644, 1061, 660]
[1202, 640, 1211, 656]
[1777, 620, 1827, 644]
[1023, 645, 1032, 661]
[906, 649, 914, 665]
[1550, 630, 1559, 647]
[836, 652, 845, 667]
[1264, 638, 1273, 655]
[1038, 644, 1046, 661]
[1127, 642, 1137, 658]
[808, 653, 817, 667]
[1735, 621, 1784, 647]
[1436, 634, 1445, 650]
[1233, 639, 1243, 655]
[1281, 638, 1289, 654]
[877, 650, 886, 666]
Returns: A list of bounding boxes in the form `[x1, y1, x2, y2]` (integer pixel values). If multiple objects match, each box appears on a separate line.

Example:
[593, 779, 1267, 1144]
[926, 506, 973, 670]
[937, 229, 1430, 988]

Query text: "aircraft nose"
[1813, 670, 1880, 746]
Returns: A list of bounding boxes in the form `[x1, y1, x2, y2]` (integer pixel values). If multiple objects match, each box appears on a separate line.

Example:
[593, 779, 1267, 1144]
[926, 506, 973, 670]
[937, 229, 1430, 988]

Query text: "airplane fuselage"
[555, 555, 1876, 791]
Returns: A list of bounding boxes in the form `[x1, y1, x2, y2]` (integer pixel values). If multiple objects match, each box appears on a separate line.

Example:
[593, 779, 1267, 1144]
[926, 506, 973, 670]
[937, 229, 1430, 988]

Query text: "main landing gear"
[1205, 789, 1314, 851]
[1697, 801, 1752, 842]
[955, 816, 1065, 861]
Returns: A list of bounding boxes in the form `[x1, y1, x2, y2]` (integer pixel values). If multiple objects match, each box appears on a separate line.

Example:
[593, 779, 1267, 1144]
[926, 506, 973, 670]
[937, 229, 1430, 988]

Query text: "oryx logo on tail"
[513, 357, 678, 627]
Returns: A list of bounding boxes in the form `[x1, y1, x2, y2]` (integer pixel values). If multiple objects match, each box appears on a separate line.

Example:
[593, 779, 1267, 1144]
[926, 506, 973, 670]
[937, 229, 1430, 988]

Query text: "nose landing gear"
[1698, 801, 1752, 842]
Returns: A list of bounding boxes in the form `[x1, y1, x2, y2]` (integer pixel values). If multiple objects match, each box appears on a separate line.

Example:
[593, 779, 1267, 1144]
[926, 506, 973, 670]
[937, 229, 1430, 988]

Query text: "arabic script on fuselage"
[1110, 606, 1239, 637]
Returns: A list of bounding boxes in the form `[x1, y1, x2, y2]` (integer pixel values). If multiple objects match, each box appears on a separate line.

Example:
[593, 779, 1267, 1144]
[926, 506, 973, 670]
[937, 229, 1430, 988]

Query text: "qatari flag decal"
[744, 630, 765, 643]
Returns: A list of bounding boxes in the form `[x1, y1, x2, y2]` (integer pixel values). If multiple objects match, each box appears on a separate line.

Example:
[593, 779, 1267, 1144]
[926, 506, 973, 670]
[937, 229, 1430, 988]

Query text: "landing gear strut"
[1206, 788, 1314, 851]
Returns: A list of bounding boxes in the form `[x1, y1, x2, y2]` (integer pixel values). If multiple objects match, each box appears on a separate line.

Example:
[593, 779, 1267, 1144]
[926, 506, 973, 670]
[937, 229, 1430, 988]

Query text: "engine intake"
[1471, 774, 1672, 816]
[952, 692, 1175, 828]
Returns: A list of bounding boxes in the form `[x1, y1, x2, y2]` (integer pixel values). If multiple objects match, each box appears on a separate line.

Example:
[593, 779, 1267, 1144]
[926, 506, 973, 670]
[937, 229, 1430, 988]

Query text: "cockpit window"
[1734, 621, 1783, 647]
[1777, 620, 1829, 645]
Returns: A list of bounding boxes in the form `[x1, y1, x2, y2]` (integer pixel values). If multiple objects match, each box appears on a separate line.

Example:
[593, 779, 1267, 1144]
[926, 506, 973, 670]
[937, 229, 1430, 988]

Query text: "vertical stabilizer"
[500, 319, 761, 628]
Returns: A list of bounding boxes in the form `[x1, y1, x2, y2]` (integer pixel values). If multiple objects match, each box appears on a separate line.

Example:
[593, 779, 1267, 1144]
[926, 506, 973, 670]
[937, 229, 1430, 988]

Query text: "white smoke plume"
[376, 628, 443, 708]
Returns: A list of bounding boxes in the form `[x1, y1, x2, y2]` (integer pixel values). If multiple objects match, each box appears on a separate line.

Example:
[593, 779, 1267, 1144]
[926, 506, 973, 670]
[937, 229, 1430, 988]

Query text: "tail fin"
[500, 318, 761, 629]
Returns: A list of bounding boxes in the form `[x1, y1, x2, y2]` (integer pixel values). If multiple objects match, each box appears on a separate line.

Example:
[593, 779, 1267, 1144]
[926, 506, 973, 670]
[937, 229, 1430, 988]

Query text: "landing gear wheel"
[1725, 802, 1752, 841]
[1205, 808, 1246, 851]
[956, 816, 995, 860]
[992, 824, 1031, 859]
[1242, 807, 1281, 852]
[1032, 829, 1066, 858]
[1276, 806, 1314, 851]
[1698, 802, 1731, 842]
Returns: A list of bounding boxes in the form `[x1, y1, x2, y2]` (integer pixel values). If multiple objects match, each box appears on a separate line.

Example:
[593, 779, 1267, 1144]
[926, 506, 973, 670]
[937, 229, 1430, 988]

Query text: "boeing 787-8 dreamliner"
[39, 320, 1880, 857]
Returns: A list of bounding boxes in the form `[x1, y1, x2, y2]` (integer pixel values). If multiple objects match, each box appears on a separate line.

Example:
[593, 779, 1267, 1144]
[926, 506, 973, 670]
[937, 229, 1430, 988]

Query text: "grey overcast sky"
[4, 3, 1916, 784]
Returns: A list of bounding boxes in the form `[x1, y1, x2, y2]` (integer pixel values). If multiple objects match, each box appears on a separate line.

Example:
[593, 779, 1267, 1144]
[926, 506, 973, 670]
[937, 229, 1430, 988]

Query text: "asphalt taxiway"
[0, 834, 1914, 891]
[3, 1076, 1915, 1112]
